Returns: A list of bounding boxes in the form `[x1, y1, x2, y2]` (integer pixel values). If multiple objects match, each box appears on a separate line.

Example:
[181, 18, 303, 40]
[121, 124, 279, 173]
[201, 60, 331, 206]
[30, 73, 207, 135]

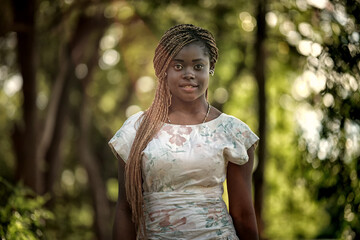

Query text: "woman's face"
[166, 42, 212, 104]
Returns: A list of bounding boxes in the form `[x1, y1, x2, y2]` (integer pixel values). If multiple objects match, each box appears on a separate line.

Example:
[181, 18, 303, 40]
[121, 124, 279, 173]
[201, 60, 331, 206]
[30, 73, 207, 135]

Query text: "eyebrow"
[172, 58, 206, 62]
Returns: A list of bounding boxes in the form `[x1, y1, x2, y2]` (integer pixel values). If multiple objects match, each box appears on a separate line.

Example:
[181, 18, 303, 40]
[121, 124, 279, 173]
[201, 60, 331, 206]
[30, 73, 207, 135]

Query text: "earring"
[168, 92, 172, 107]
[209, 69, 214, 76]
[164, 72, 167, 77]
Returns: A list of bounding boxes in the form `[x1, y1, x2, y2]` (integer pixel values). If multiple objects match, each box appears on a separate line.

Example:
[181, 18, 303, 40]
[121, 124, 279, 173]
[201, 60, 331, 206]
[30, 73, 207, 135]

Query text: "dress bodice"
[109, 111, 259, 239]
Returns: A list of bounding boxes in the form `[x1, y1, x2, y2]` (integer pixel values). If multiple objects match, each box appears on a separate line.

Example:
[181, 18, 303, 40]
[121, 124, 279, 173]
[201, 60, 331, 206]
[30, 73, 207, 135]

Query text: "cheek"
[167, 69, 180, 80]
[166, 76, 177, 92]
[204, 79, 209, 88]
[200, 73, 210, 85]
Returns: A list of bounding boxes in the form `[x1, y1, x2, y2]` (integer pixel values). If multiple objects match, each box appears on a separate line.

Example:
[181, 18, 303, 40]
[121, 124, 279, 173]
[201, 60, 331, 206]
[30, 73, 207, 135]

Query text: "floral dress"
[109, 111, 259, 240]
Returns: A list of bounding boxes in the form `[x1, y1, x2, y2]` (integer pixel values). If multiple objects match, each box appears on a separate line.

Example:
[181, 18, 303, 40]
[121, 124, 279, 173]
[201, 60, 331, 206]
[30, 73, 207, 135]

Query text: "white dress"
[109, 111, 259, 240]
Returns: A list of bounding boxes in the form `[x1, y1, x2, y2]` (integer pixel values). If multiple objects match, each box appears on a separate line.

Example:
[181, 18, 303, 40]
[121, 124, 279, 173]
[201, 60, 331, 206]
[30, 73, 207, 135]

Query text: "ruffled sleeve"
[223, 116, 259, 165]
[108, 111, 143, 163]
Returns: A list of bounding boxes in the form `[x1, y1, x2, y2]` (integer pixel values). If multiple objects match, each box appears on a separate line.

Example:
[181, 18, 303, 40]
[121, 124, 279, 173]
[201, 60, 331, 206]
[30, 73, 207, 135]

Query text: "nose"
[183, 68, 195, 79]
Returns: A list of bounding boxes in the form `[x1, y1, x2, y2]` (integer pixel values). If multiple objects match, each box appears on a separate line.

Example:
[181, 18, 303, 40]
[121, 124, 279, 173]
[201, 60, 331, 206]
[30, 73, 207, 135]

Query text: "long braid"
[125, 24, 218, 239]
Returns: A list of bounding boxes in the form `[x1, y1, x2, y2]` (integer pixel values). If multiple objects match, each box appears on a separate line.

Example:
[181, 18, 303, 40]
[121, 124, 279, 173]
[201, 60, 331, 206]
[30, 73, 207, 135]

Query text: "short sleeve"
[108, 111, 143, 163]
[223, 116, 259, 165]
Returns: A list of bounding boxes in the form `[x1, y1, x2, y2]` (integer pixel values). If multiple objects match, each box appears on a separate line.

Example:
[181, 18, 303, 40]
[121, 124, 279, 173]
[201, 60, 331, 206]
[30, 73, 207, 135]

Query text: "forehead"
[173, 42, 209, 61]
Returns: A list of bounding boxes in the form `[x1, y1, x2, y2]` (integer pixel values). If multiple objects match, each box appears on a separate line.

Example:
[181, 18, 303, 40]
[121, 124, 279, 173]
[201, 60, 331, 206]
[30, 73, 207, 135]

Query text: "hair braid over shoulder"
[125, 24, 218, 239]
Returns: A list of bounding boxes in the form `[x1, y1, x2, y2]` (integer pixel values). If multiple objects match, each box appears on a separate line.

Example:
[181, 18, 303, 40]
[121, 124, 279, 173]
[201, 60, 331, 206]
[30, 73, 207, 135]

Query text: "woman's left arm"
[227, 145, 259, 240]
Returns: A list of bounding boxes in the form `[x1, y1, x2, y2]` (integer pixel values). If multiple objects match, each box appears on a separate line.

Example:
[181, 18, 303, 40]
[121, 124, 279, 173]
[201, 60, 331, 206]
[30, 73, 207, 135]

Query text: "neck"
[169, 97, 208, 114]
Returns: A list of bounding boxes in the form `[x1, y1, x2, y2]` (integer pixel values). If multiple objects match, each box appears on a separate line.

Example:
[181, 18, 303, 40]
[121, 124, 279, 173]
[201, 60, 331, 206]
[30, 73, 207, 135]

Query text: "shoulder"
[122, 111, 144, 130]
[219, 113, 251, 130]
[223, 114, 259, 149]
[108, 111, 144, 162]
[110, 111, 144, 140]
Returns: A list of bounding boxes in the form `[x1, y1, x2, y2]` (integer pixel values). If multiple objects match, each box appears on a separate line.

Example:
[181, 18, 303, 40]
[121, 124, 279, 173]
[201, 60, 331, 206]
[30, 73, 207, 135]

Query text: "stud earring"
[209, 69, 214, 76]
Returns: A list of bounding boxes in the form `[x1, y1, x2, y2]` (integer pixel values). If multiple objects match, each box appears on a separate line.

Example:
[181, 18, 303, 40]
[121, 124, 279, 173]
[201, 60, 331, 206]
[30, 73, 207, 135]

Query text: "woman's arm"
[227, 145, 259, 240]
[113, 156, 136, 240]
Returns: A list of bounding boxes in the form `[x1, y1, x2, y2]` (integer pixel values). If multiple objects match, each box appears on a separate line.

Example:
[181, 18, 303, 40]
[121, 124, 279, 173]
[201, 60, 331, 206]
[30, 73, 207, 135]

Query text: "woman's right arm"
[113, 155, 136, 240]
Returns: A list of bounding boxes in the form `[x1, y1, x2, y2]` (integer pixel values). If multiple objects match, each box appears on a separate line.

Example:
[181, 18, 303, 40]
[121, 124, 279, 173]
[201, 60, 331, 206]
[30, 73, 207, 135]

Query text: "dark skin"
[166, 42, 213, 124]
[227, 145, 259, 240]
[113, 157, 136, 240]
[113, 42, 259, 239]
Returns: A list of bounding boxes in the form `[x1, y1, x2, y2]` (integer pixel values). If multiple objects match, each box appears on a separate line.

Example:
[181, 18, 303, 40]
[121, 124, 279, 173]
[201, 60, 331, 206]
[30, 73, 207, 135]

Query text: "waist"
[144, 186, 223, 203]
[143, 187, 237, 240]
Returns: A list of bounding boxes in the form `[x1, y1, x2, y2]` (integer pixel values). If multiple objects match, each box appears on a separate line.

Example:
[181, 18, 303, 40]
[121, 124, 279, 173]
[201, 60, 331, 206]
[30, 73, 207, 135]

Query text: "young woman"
[109, 24, 259, 240]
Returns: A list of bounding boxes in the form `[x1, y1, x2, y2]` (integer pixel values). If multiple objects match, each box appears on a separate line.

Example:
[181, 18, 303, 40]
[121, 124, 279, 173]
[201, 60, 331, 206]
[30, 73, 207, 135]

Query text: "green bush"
[0, 178, 54, 240]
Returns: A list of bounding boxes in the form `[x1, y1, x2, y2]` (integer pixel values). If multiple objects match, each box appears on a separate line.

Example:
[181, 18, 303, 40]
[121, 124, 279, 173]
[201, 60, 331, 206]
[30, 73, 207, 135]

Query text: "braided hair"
[125, 24, 218, 238]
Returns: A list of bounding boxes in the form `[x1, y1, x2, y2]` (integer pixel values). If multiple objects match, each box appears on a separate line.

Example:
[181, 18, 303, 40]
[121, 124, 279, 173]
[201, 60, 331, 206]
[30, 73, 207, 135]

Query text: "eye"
[194, 64, 204, 70]
[174, 64, 183, 70]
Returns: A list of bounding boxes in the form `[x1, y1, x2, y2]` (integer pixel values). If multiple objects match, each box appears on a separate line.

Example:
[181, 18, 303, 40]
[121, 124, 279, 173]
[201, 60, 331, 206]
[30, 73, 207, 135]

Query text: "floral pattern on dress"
[161, 125, 192, 146]
[109, 112, 259, 240]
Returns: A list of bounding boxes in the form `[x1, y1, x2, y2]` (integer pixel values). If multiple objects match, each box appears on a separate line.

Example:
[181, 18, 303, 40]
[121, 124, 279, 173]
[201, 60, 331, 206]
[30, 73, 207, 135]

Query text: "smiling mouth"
[183, 85, 197, 89]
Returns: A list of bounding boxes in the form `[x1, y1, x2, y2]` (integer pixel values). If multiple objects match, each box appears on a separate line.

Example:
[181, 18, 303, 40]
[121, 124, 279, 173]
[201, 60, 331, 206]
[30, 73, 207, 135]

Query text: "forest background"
[0, 0, 359, 239]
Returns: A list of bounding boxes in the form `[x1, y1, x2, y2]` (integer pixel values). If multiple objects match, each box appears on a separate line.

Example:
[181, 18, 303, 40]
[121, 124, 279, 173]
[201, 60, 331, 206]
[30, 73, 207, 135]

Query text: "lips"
[180, 85, 198, 93]
[179, 82, 199, 88]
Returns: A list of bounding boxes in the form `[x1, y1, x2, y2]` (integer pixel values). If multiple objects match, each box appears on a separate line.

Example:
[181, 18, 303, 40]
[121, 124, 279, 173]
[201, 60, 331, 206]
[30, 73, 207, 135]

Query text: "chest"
[141, 124, 233, 192]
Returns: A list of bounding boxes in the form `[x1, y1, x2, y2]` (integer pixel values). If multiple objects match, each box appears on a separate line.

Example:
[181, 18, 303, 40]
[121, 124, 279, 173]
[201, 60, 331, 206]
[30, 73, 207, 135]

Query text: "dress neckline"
[163, 113, 224, 126]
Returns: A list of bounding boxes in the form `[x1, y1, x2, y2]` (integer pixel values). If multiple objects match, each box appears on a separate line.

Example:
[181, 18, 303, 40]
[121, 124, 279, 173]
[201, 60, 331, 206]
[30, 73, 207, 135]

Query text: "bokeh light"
[298, 22, 313, 38]
[3, 74, 22, 97]
[322, 93, 334, 107]
[239, 12, 256, 32]
[126, 105, 142, 118]
[136, 76, 155, 93]
[36, 92, 48, 110]
[307, 0, 328, 9]
[213, 87, 229, 104]
[265, 12, 278, 28]
[106, 178, 118, 202]
[75, 63, 88, 79]
[99, 49, 120, 70]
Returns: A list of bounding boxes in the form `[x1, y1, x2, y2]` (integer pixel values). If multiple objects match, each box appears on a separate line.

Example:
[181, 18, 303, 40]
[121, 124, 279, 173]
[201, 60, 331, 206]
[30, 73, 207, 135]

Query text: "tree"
[293, 0, 360, 238]
[1, 1, 117, 238]
[3, 0, 351, 239]
[253, 0, 268, 237]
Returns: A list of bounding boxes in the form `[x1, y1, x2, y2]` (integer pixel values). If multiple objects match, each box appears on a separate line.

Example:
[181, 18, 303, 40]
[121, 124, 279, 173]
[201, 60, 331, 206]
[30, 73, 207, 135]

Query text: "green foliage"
[44, 199, 94, 240]
[293, 0, 360, 238]
[0, 177, 54, 240]
[1, 0, 359, 239]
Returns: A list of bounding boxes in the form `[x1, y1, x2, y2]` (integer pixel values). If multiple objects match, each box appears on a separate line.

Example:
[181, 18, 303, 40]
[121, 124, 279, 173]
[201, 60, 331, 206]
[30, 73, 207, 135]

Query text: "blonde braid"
[125, 24, 218, 239]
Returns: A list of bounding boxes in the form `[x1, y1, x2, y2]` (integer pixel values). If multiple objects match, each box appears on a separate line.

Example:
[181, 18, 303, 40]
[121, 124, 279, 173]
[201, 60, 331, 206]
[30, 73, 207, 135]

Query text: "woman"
[109, 24, 259, 240]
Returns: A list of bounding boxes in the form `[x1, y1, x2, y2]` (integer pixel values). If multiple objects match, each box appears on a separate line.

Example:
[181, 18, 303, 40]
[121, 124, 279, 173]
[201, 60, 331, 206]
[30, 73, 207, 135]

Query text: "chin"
[180, 95, 205, 103]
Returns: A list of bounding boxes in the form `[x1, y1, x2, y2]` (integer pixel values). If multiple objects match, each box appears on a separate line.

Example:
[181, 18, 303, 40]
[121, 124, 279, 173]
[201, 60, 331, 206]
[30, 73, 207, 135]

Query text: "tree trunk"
[74, 12, 112, 240]
[12, 0, 41, 193]
[42, 11, 109, 195]
[253, 0, 267, 238]
[78, 94, 112, 240]
[44, 47, 73, 195]
[77, 40, 112, 240]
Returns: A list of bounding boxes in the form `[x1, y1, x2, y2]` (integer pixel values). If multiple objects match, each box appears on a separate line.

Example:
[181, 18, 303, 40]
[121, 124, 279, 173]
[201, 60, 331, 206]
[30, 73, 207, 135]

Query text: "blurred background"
[0, 0, 359, 239]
